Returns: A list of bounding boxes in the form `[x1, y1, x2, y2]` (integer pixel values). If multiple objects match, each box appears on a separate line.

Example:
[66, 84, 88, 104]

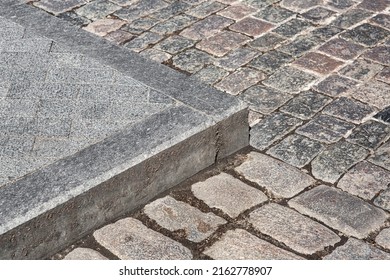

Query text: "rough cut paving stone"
[64, 248, 108, 260]
[280, 90, 331, 119]
[363, 46, 390, 66]
[140, 48, 172, 63]
[267, 134, 324, 168]
[152, 14, 197, 34]
[215, 47, 258, 71]
[218, 4, 257, 20]
[263, 67, 317, 93]
[323, 97, 375, 124]
[347, 121, 390, 149]
[369, 141, 390, 171]
[241, 0, 279, 9]
[180, 15, 234, 40]
[229, 17, 274, 37]
[370, 14, 390, 30]
[75, 0, 121, 20]
[330, 9, 373, 29]
[290, 185, 388, 239]
[301, 7, 336, 24]
[83, 19, 126, 37]
[273, 19, 312, 38]
[124, 32, 163, 52]
[293, 52, 344, 75]
[155, 35, 195, 54]
[196, 31, 250, 57]
[309, 26, 343, 41]
[377, 67, 390, 84]
[249, 51, 293, 74]
[33, 0, 87, 15]
[121, 17, 160, 35]
[339, 59, 383, 81]
[358, 0, 389, 12]
[296, 115, 355, 144]
[311, 141, 368, 183]
[186, 1, 226, 18]
[235, 152, 314, 198]
[239, 85, 291, 114]
[313, 75, 358, 97]
[104, 30, 134, 45]
[324, 238, 390, 260]
[172, 49, 213, 73]
[341, 24, 389, 47]
[114, 0, 169, 21]
[144, 196, 226, 242]
[337, 161, 390, 200]
[277, 36, 318, 57]
[376, 228, 390, 250]
[248, 33, 286, 52]
[254, 6, 294, 23]
[374, 106, 390, 124]
[58, 12, 91, 27]
[350, 81, 390, 110]
[191, 173, 267, 218]
[150, 1, 191, 20]
[327, 0, 355, 10]
[281, 0, 323, 12]
[318, 38, 364, 60]
[193, 65, 228, 85]
[204, 229, 303, 260]
[375, 188, 390, 211]
[250, 113, 303, 151]
[250, 204, 340, 255]
[94, 218, 192, 259]
[215, 68, 265, 95]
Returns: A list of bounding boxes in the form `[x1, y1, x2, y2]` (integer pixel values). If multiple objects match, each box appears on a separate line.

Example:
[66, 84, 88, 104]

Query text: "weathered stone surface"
[114, 0, 168, 21]
[155, 35, 195, 54]
[277, 36, 318, 57]
[369, 141, 390, 171]
[374, 188, 390, 211]
[280, 90, 331, 119]
[150, 1, 191, 20]
[75, 0, 121, 20]
[358, 0, 389, 12]
[230, 17, 274, 37]
[240, 85, 291, 114]
[327, 0, 355, 10]
[191, 173, 267, 218]
[249, 51, 293, 73]
[94, 218, 192, 259]
[235, 152, 314, 198]
[324, 238, 390, 260]
[249, 204, 340, 255]
[337, 161, 390, 200]
[374, 106, 390, 124]
[204, 229, 303, 260]
[290, 185, 388, 238]
[341, 23, 389, 46]
[273, 19, 311, 38]
[294, 52, 344, 74]
[311, 141, 368, 183]
[267, 134, 324, 168]
[250, 113, 303, 150]
[218, 4, 257, 20]
[309, 26, 342, 41]
[313, 75, 358, 97]
[215, 47, 258, 71]
[301, 7, 336, 24]
[144, 196, 226, 242]
[263, 67, 317, 93]
[58, 11, 91, 27]
[376, 228, 390, 250]
[254, 6, 294, 23]
[339, 59, 383, 81]
[377, 67, 390, 84]
[241, 0, 278, 9]
[186, 1, 226, 18]
[172, 49, 213, 73]
[140, 48, 171, 63]
[152, 14, 197, 34]
[180, 15, 234, 40]
[193, 65, 228, 85]
[363, 46, 390, 66]
[370, 14, 390, 30]
[124, 32, 163, 52]
[248, 33, 286, 52]
[83, 19, 125, 36]
[104, 30, 134, 45]
[121, 17, 159, 35]
[347, 121, 390, 149]
[215, 68, 265, 95]
[64, 248, 108, 260]
[319, 38, 364, 60]
[330, 8, 373, 29]
[34, 0, 87, 15]
[296, 114, 355, 143]
[281, 0, 323, 12]
[350, 81, 390, 109]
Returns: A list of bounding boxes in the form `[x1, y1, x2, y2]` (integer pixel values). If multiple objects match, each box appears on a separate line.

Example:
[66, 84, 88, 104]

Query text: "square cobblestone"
[64, 248, 107, 260]
[294, 52, 344, 74]
[249, 51, 293, 73]
[324, 238, 390, 260]
[376, 228, 390, 251]
[215, 47, 258, 71]
[240, 85, 291, 114]
[374, 187, 390, 211]
[330, 9, 373, 29]
[93, 218, 192, 259]
[358, 0, 389, 12]
[290, 185, 388, 238]
[140, 48, 171, 63]
[311, 141, 368, 183]
[280, 90, 332, 119]
[150, 1, 191, 20]
[309, 26, 343, 41]
[230, 17, 274, 37]
[75, 0, 121, 20]
[301, 7, 336, 24]
[241, 0, 279, 9]
[104, 30, 134, 45]
[363, 46, 390, 66]
[313, 75, 358, 96]
[155, 35, 195, 54]
[172, 49, 213, 73]
[369, 141, 390, 171]
[253, 6, 294, 23]
[350, 81, 390, 110]
[337, 161, 390, 200]
[377, 67, 390, 84]
[249, 203, 340, 255]
[267, 134, 324, 168]
[57, 11, 91, 27]
[273, 19, 312, 38]
[124, 32, 163, 52]
[374, 106, 390, 124]
[186, 1, 226, 18]
[281, 0, 323, 12]
[83, 18, 126, 36]
[341, 23, 389, 46]
[114, 0, 169, 21]
[326, 0, 355, 10]
[217, 4, 257, 20]
[191, 173, 267, 218]
[121, 17, 159, 35]
[151, 14, 197, 34]
[318, 38, 364, 60]
[204, 229, 303, 260]
[144, 196, 226, 242]
[34, 0, 87, 15]
[180, 15, 234, 40]
[263, 67, 318, 93]
[297, 114, 355, 143]
[339, 59, 383, 81]
[370, 14, 390, 30]
[193, 65, 228, 85]
[235, 152, 315, 198]
[250, 112, 303, 150]
[248, 33, 286, 52]
[196, 31, 250, 57]
[347, 120, 390, 149]
[215, 67, 265, 95]
[277, 36, 319, 57]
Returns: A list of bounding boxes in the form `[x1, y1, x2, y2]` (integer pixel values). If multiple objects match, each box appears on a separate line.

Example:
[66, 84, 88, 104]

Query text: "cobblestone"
[281, 0, 323, 12]
[301, 7, 336, 24]
[324, 238, 390, 260]
[248, 33, 286, 52]
[277, 36, 318, 57]
[172, 49, 213, 73]
[203, 229, 303, 260]
[235, 152, 314, 198]
[267, 134, 324, 168]
[294, 52, 344, 75]
[217, 4, 257, 20]
[140, 48, 171, 63]
[319, 38, 364, 61]
[150, 1, 190, 20]
[370, 14, 390, 30]
[337, 161, 390, 200]
[369, 141, 390, 171]
[229, 17, 274, 37]
[253, 6, 294, 23]
[215, 47, 258, 71]
[64, 248, 108, 260]
[75, 0, 121, 20]
[311, 141, 368, 183]
[186, 1, 226, 18]
[104, 29, 134, 44]
[377, 67, 390, 84]
[114, 0, 168, 21]
[193, 65, 228, 85]
[313, 75, 358, 97]
[249, 203, 340, 255]
[249, 51, 293, 74]
[250, 113, 303, 150]
[124, 32, 163, 52]
[341, 23, 389, 47]
[376, 228, 390, 250]
[155, 35, 195, 54]
[58, 11, 91, 27]
[215, 67, 265, 95]
[180, 15, 234, 40]
[34, 0, 87, 15]
[94, 218, 192, 259]
[152, 14, 197, 34]
[374, 188, 390, 211]
[339, 59, 383, 81]
[326, 0, 355, 10]
[83, 18, 125, 36]
[121, 17, 159, 34]
[347, 120, 390, 149]
[350, 81, 390, 109]
[374, 106, 390, 124]
[144, 196, 226, 242]
[363, 46, 390, 66]
[289, 185, 388, 239]
[330, 9, 373, 29]
[273, 19, 312, 38]
[191, 173, 267, 218]
[358, 0, 389, 12]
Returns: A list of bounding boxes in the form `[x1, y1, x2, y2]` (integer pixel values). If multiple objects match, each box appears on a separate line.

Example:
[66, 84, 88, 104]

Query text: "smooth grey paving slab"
[0, 2, 248, 260]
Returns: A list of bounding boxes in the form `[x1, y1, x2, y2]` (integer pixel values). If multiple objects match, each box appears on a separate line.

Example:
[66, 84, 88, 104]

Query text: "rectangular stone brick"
[254, 5, 294, 23]
[83, 19, 125, 37]
[150, 1, 191, 20]
[358, 0, 389, 12]
[313, 74, 358, 97]
[229, 17, 274, 37]
[155, 35, 195, 54]
[347, 120, 390, 149]
[172, 49, 213, 73]
[273, 19, 312, 38]
[301, 7, 336, 24]
[193, 65, 228, 85]
[281, 0, 323, 12]
[151, 14, 197, 34]
[249, 50, 293, 73]
[349, 81, 390, 109]
[215, 47, 258, 71]
[369, 141, 390, 171]
[75, 0, 121, 20]
[180, 15, 234, 40]
[235, 152, 314, 198]
[33, 0, 87, 15]
[363, 46, 390, 66]
[215, 67, 265, 95]
[318, 38, 364, 60]
[330, 9, 373, 29]
[374, 187, 390, 211]
[377, 67, 390, 84]
[114, 0, 169, 21]
[293, 52, 344, 74]
[217, 4, 257, 20]
[339, 59, 383, 81]
[124, 32, 163, 52]
[376, 228, 390, 251]
[289, 185, 388, 239]
[186, 1, 226, 18]
[341, 23, 389, 46]
[248, 33, 286, 52]
[277, 36, 318, 57]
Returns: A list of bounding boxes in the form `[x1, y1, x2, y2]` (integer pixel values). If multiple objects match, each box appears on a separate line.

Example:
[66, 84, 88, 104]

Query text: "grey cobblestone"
[215, 67, 265, 95]
[374, 106, 390, 124]
[114, 0, 168, 21]
[374, 187, 390, 211]
[75, 0, 121, 20]
[347, 120, 390, 149]
[34, 0, 87, 15]
[150, 1, 191, 20]
[369, 141, 390, 171]
[313, 75, 358, 97]
[215, 47, 258, 71]
[186, 1, 226, 18]
[155, 35, 195, 54]
[341, 23, 389, 47]
[253, 5, 294, 23]
[281, 0, 323, 12]
[273, 19, 312, 38]
[249, 51, 293, 74]
[235, 152, 314, 198]
[124, 32, 163, 52]
[350, 81, 390, 110]
[248, 33, 286, 52]
[376, 228, 390, 250]
[193, 65, 228, 85]
[172, 49, 213, 73]
[64, 248, 108, 260]
[289, 185, 388, 238]
[330, 8, 373, 29]
[338, 59, 383, 81]
[180, 15, 234, 40]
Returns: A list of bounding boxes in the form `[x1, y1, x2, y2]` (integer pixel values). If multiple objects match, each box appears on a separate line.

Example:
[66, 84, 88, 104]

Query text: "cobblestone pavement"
[29, 0, 390, 259]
